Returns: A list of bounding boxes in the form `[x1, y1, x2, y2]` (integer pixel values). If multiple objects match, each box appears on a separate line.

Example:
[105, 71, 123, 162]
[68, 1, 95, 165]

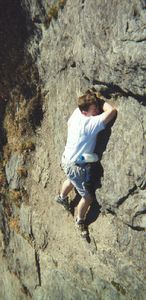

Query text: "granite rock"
[0, 0, 146, 300]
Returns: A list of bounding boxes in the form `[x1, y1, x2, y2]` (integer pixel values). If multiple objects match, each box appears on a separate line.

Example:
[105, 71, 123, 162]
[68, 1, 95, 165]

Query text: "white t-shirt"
[63, 108, 105, 162]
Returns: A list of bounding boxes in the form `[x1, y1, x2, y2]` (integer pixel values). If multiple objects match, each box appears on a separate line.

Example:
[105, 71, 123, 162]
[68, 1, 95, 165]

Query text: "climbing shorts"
[61, 160, 93, 198]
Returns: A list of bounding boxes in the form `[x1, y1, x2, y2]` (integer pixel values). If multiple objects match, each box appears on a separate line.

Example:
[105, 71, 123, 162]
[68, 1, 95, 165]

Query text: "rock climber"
[56, 89, 117, 238]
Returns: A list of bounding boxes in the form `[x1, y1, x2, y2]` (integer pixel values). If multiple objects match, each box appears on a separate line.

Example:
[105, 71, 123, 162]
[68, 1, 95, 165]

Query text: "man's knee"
[82, 195, 93, 205]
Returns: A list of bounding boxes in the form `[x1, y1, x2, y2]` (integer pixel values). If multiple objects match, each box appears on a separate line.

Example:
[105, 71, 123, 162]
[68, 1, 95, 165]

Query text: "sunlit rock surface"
[0, 0, 146, 299]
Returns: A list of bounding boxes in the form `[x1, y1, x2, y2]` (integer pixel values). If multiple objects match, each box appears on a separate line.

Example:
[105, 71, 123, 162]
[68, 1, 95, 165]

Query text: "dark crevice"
[81, 0, 85, 9]
[134, 208, 146, 218]
[59, 60, 77, 73]
[126, 22, 129, 32]
[59, 64, 68, 73]
[30, 102, 44, 129]
[29, 213, 35, 241]
[121, 37, 146, 43]
[35, 250, 41, 287]
[21, 284, 32, 297]
[92, 80, 146, 106]
[30, 215, 41, 287]
[57, 61, 76, 74]
[105, 207, 117, 216]
[83, 74, 90, 82]
[127, 224, 145, 231]
[111, 281, 126, 296]
[115, 185, 137, 208]
[28, 90, 44, 130]
[131, 208, 146, 228]
[136, 38, 146, 42]
[71, 61, 76, 68]
[1, 211, 10, 249]
[0, 99, 7, 152]
[138, 179, 146, 190]
[121, 38, 146, 43]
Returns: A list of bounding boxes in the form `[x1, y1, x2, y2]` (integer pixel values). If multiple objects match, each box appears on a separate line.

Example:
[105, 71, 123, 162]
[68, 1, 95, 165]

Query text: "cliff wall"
[0, 0, 146, 299]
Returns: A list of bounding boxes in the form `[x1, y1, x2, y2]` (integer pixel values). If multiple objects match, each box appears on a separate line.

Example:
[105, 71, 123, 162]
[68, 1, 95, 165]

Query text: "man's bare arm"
[99, 100, 117, 125]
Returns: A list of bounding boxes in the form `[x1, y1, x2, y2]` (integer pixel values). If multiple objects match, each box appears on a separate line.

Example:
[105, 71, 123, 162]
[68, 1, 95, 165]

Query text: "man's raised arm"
[101, 101, 117, 125]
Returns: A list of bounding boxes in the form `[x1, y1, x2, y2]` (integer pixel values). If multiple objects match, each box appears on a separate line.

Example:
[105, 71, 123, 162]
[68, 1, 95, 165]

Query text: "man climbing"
[56, 89, 117, 238]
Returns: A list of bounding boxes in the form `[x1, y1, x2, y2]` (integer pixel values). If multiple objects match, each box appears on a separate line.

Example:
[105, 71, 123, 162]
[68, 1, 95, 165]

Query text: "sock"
[76, 217, 84, 223]
[60, 194, 67, 200]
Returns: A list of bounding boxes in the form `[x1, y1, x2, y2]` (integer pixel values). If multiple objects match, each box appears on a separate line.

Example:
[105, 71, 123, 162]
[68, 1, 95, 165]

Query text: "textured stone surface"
[96, 96, 146, 209]
[6, 232, 39, 292]
[0, 254, 31, 300]
[20, 203, 32, 236]
[5, 153, 24, 189]
[0, 0, 146, 300]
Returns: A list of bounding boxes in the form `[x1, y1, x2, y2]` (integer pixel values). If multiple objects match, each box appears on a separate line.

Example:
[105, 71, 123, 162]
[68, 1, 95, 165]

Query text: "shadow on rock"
[95, 116, 116, 160]
[69, 192, 101, 224]
[69, 191, 101, 244]
[90, 161, 104, 190]
[85, 196, 101, 226]
[91, 116, 116, 191]
[92, 80, 146, 106]
[69, 193, 81, 216]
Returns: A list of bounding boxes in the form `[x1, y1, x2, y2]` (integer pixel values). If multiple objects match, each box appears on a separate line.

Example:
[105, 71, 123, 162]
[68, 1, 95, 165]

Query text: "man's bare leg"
[76, 196, 93, 221]
[75, 196, 93, 238]
[60, 179, 73, 198]
[56, 179, 73, 209]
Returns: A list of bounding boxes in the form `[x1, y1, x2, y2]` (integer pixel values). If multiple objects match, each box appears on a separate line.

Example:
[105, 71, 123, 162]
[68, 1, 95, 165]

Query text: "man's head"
[77, 89, 102, 116]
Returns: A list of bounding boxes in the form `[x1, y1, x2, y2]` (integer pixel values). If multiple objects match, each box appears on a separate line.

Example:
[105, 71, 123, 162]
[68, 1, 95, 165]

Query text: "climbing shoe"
[56, 195, 71, 211]
[75, 219, 89, 239]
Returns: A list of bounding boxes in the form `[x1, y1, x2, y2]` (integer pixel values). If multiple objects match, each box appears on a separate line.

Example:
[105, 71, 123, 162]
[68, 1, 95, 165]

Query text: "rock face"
[0, 0, 146, 300]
